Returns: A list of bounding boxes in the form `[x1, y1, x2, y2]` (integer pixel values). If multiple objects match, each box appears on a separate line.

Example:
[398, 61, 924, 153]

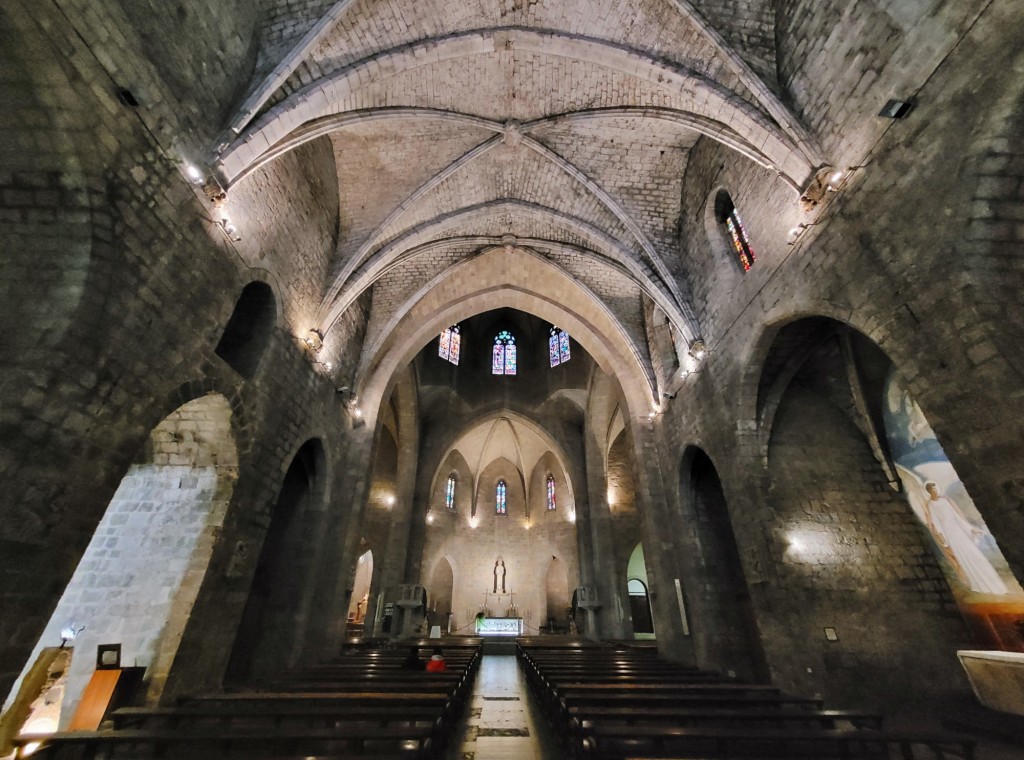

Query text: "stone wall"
[650, 1, 1024, 708]
[6, 396, 238, 722]
[0, 1, 372, 701]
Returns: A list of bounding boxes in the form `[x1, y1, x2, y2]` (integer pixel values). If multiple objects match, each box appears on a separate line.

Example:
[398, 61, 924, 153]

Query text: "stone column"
[300, 423, 377, 661]
[630, 417, 696, 663]
[583, 419, 626, 639]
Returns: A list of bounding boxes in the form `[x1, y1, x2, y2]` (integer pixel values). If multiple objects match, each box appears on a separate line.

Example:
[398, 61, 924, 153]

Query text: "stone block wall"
[0, 1, 372, 702]
[647, 2, 1024, 708]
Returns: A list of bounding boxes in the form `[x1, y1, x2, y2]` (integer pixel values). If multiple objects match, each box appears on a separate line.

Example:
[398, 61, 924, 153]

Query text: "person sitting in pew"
[400, 646, 425, 670]
[425, 647, 447, 673]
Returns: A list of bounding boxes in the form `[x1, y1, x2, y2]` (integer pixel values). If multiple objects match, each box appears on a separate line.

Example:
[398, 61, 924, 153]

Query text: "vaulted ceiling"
[213, 0, 819, 375]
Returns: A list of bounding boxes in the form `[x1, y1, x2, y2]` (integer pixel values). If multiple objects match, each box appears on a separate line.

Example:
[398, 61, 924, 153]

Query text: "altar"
[475, 617, 523, 637]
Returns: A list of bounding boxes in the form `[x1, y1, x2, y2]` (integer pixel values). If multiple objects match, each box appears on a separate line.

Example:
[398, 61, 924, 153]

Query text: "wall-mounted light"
[426, 512, 435, 525]
[184, 164, 205, 184]
[60, 624, 84, 647]
[568, 509, 576, 524]
[787, 225, 808, 245]
[469, 516, 479, 529]
[304, 329, 323, 352]
[385, 495, 395, 507]
[687, 339, 706, 361]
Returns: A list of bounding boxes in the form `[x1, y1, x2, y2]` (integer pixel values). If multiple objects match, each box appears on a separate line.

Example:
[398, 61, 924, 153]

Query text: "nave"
[10, 638, 1024, 760]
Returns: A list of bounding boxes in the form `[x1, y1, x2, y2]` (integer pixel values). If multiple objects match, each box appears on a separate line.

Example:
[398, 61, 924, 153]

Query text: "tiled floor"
[447, 655, 559, 760]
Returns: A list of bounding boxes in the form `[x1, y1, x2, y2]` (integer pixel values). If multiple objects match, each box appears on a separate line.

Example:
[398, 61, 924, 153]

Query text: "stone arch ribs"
[475, 418, 529, 512]
[314, 125, 692, 326]
[217, 29, 815, 184]
[228, 0, 356, 136]
[223, 6, 821, 168]
[316, 202, 697, 346]
[432, 411, 578, 520]
[221, 107, 807, 190]
[355, 247, 657, 426]
[664, 0, 823, 167]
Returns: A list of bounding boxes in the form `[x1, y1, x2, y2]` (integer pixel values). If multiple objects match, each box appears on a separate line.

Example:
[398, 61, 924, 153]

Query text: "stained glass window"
[492, 331, 516, 375]
[546, 475, 556, 510]
[549, 327, 571, 367]
[438, 325, 460, 365]
[716, 191, 755, 272]
[445, 475, 456, 510]
[496, 480, 507, 514]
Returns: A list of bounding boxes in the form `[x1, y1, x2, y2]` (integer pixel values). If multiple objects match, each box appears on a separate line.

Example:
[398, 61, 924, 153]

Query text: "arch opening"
[346, 550, 373, 632]
[2, 394, 237, 736]
[626, 544, 655, 639]
[215, 281, 277, 379]
[226, 439, 325, 682]
[757, 318, 1022, 707]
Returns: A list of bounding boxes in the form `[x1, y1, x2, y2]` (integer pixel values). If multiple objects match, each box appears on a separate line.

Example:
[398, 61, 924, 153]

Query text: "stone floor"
[447, 654, 559, 760]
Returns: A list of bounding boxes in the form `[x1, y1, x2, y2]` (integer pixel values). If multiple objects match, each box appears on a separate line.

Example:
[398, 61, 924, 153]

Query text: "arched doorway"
[680, 448, 764, 679]
[2, 394, 237, 732]
[626, 544, 655, 639]
[346, 550, 373, 634]
[545, 556, 570, 632]
[226, 439, 324, 681]
[757, 318, 1007, 707]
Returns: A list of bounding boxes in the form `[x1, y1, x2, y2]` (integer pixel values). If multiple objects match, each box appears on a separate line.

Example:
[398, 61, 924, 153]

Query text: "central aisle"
[447, 654, 559, 760]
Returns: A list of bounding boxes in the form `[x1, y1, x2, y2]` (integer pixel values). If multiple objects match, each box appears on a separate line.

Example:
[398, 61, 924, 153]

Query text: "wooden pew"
[18, 642, 482, 759]
[579, 723, 976, 760]
[15, 723, 432, 759]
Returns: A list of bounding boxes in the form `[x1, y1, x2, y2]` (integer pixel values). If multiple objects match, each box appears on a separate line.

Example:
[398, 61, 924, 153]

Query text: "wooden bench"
[19, 640, 483, 760]
[570, 707, 884, 730]
[579, 724, 975, 760]
[15, 724, 432, 759]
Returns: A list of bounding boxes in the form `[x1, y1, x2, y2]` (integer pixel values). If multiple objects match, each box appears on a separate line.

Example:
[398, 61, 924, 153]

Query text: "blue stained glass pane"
[449, 330, 460, 365]
[504, 343, 516, 375]
[496, 481, 507, 514]
[492, 343, 504, 374]
[439, 329, 450, 360]
[549, 333, 560, 367]
[559, 331, 571, 363]
[446, 476, 455, 510]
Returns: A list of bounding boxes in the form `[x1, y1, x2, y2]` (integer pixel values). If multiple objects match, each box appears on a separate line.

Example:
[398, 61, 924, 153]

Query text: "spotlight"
[304, 329, 323, 351]
[185, 164, 205, 184]
[688, 339, 706, 361]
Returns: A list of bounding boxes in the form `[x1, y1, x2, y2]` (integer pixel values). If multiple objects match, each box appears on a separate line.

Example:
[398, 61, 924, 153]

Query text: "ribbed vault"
[211, 1, 822, 394]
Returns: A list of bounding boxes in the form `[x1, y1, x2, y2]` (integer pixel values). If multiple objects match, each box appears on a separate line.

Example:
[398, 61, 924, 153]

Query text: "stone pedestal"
[958, 650, 1024, 715]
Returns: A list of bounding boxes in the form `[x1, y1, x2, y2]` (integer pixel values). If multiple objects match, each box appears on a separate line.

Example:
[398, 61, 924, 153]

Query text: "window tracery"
[438, 325, 460, 365]
[492, 331, 516, 375]
[496, 479, 507, 514]
[445, 475, 456, 510]
[549, 327, 571, 367]
[715, 191, 755, 271]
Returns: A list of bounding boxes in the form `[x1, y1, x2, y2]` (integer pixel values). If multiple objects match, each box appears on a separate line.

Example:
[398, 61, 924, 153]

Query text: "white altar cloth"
[475, 617, 523, 636]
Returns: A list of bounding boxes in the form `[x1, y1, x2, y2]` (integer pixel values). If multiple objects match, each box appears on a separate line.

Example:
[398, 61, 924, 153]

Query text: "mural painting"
[883, 372, 1024, 649]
